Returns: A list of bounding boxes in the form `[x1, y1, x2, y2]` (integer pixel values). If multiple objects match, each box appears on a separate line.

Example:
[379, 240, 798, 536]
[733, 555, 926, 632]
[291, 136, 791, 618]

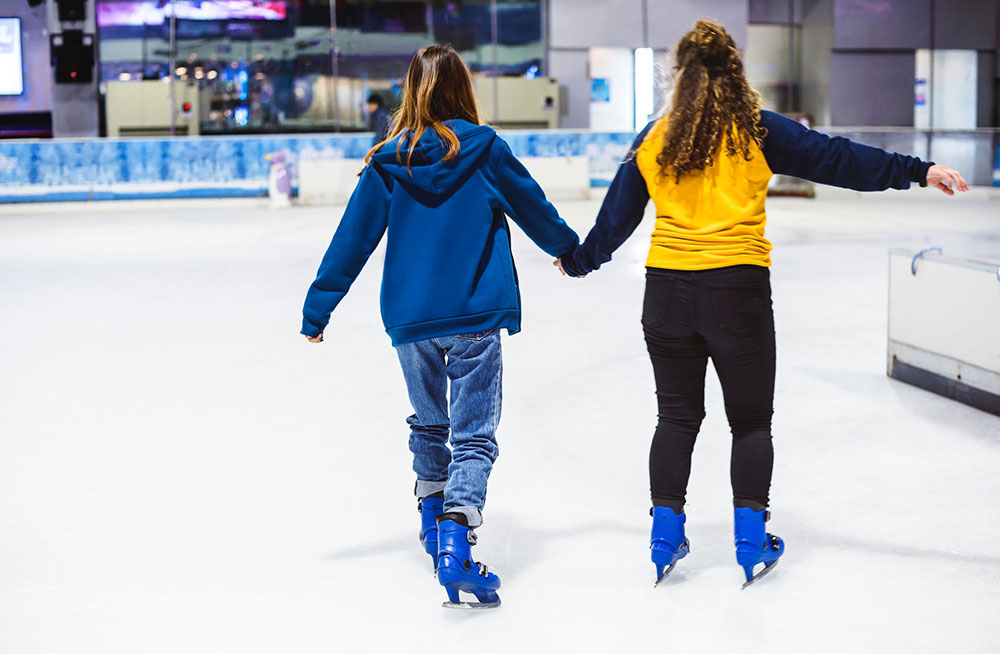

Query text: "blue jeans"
[395, 330, 502, 528]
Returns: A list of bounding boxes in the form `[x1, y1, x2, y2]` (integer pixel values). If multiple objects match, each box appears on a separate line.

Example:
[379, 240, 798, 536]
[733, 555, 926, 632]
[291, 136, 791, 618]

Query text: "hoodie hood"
[372, 119, 497, 195]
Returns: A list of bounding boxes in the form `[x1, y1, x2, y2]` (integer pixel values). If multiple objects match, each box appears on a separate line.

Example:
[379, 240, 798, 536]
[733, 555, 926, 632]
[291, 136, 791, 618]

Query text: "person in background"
[367, 93, 391, 145]
[557, 19, 968, 589]
[302, 45, 579, 609]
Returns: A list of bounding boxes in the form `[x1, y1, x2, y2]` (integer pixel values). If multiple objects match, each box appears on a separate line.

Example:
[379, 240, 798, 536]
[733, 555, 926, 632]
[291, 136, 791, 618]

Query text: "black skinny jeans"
[642, 265, 775, 513]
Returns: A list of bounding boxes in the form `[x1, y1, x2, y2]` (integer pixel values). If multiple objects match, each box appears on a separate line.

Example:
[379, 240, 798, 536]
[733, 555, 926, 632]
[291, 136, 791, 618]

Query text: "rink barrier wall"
[0, 130, 634, 204]
[995, 143, 1000, 186]
[297, 155, 592, 205]
[887, 249, 1000, 416]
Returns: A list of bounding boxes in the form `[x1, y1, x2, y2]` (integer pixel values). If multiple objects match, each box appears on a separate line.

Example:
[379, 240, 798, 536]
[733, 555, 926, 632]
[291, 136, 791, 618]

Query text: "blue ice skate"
[418, 493, 444, 569]
[734, 507, 784, 588]
[436, 517, 501, 609]
[650, 507, 690, 586]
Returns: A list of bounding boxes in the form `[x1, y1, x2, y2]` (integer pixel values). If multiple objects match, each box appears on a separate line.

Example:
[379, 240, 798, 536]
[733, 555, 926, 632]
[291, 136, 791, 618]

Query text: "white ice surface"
[1, 189, 999, 653]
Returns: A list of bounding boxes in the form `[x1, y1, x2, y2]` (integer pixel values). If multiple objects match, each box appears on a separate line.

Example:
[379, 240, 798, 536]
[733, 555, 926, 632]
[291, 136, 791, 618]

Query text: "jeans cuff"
[414, 480, 447, 499]
[444, 505, 483, 528]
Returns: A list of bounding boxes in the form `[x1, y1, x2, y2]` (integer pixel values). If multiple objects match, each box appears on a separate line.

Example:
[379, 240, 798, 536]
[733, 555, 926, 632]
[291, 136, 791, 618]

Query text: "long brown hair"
[364, 44, 481, 172]
[656, 19, 766, 182]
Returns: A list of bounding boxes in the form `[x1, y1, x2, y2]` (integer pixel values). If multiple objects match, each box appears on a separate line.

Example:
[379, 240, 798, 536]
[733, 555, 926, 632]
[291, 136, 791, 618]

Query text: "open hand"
[305, 333, 324, 343]
[926, 165, 969, 195]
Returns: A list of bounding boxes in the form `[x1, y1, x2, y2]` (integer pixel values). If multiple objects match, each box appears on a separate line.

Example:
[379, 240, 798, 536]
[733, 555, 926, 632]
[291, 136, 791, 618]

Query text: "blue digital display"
[591, 78, 610, 103]
[236, 69, 248, 101]
[234, 106, 249, 127]
[0, 18, 24, 96]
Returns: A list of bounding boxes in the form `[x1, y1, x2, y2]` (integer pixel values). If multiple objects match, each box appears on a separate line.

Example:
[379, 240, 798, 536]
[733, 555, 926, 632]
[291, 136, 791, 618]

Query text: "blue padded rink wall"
[0, 131, 636, 203]
[1, 133, 997, 204]
[995, 141, 1000, 185]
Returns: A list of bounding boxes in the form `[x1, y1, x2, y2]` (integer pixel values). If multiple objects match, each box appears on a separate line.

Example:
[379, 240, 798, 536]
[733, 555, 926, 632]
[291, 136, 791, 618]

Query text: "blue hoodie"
[301, 119, 580, 346]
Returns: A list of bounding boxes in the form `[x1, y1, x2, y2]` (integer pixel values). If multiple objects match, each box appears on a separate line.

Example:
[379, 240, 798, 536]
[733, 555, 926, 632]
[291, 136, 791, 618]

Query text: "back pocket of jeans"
[709, 283, 768, 336]
[455, 330, 495, 341]
[641, 276, 676, 331]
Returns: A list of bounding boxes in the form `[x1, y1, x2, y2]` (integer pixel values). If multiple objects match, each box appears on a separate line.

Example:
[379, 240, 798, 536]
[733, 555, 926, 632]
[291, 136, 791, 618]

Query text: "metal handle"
[911, 247, 942, 275]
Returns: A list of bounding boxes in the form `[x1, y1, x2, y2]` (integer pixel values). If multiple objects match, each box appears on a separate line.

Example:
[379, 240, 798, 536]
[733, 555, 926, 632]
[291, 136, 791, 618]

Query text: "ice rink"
[1, 188, 998, 653]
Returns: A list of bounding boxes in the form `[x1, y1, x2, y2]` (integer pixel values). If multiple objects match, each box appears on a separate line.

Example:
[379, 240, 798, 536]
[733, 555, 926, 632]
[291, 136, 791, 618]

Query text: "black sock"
[734, 499, 767, 512]
[651, 496, 685, 514]
[437, 511, 470, 527]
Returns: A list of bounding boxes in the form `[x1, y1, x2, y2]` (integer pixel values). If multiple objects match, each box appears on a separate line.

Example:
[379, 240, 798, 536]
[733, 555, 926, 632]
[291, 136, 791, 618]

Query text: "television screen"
[0, 18, 24, 96]
[97, 1, 287, 26]
[175, 18, 226, 39]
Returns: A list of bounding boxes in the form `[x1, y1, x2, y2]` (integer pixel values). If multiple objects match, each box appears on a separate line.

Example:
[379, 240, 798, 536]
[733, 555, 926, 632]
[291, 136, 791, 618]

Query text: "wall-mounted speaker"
[56, 0, 87, 22]
[51, 30, 95, 84]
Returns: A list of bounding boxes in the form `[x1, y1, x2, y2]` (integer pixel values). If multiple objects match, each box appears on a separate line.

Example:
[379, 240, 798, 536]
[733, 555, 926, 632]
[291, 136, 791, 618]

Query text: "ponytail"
[657, 19, 766, 183]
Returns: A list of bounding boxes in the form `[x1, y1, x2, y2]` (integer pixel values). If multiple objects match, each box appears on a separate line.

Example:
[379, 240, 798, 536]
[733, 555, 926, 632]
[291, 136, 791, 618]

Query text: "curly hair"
[656, 19, 766, 183]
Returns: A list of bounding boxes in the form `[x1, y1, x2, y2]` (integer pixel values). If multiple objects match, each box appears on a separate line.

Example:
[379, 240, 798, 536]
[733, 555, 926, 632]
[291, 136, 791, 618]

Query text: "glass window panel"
[96, 1, 546, 136]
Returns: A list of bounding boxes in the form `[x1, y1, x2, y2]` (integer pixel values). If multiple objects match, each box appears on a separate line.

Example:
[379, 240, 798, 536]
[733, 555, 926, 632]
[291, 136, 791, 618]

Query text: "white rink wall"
[0, 190, 998, 653]
[298, 156, 592, 205]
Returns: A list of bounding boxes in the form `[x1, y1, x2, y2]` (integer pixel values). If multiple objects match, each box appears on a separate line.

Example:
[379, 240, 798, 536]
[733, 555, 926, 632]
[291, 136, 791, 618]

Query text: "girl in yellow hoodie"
[559, 19, 968, 587]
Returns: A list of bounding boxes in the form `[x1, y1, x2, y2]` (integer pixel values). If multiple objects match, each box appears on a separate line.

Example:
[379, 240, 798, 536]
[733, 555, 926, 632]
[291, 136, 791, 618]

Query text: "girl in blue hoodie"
[301, 45, 579, 609]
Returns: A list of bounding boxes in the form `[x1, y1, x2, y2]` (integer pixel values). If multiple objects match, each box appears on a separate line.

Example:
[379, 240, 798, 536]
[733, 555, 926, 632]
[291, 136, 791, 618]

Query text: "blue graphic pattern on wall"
[0, 130, 636, 202]
[994, 143, 1000, 186]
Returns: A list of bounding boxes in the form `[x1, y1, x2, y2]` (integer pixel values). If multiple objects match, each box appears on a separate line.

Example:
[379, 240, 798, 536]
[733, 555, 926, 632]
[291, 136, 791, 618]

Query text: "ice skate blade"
[740, 560, 779, 590]
[442, 599, 501, 610]
[653, 562, 678, 587]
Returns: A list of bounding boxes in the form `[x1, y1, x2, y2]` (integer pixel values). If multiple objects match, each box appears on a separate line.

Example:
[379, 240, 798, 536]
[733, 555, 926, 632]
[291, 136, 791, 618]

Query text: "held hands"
[305, 333, 324, 343]
[553, 258, 585, 277]
[926, 165, 969, 195]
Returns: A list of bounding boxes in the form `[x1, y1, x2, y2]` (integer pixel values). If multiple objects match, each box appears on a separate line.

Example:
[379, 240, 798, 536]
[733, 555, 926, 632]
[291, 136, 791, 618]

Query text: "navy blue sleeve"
[560, 122, 654, 278]
[493, 141, 580, 258]
[301, 164, 391, 337]
[760, 110, 933, 191]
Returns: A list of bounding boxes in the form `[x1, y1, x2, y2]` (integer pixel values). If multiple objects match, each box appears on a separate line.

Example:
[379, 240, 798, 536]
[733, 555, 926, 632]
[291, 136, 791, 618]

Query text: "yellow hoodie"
[560, 111, 932, 278]
[635, 117, 774, 270]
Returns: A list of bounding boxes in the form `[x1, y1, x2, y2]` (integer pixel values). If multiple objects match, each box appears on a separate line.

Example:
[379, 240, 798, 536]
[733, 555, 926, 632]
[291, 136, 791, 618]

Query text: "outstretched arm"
[301, 164, 392, 340]
[759, 110, 967, 193]
[559, 123, 654, 278]
[492, 141, 580, 258]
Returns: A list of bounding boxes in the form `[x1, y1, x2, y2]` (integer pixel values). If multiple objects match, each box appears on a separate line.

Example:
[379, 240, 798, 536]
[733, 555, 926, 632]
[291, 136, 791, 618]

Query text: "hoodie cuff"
[917, 160, 935, 188]
[301, 317, 325, 338]
[559, 248, 590, 278]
